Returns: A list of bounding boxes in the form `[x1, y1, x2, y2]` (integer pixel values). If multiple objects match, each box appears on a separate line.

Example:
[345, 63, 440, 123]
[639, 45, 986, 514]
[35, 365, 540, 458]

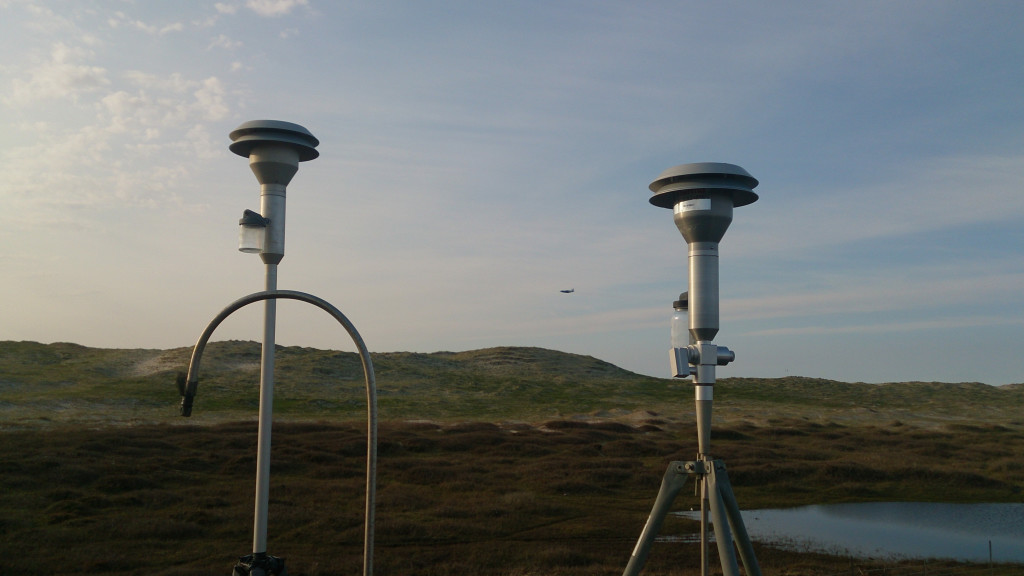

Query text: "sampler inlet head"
[229, 120, 319, 188]
[649, 162, 759, 342]
[649, 162, 759, 245]
[229, 120, 319, 162]
[648, 162, 759, 209]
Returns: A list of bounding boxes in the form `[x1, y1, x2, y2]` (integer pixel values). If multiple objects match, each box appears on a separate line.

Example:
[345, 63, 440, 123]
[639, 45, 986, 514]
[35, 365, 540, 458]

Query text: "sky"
[1, 1, 1023, 385]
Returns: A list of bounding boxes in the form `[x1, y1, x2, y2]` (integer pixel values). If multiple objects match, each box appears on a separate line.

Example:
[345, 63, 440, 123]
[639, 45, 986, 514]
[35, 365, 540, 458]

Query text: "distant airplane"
[560, 288, 574, 294]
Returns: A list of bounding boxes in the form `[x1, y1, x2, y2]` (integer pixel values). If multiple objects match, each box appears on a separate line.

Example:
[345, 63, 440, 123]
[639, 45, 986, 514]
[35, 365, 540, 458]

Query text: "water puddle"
[672, 502, 1024, 561]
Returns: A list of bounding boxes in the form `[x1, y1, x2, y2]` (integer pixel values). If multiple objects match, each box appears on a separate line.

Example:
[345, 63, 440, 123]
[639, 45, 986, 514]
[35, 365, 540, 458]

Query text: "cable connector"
[176, 372, 198, 417]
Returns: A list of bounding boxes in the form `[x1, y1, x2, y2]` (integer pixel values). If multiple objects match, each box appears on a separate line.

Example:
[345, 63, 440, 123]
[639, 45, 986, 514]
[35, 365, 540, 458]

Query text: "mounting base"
[232, 552, 287, 576]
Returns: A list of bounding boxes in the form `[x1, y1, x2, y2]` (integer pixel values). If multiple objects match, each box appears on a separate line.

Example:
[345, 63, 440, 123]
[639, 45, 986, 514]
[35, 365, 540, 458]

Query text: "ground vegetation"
[1, 341, 1021, 575]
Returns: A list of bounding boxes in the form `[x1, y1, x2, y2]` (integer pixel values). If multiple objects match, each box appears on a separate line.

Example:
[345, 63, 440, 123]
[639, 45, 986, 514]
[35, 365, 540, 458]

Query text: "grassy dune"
[3, 340, 1022, 428]
[1, 341, 1022, 575]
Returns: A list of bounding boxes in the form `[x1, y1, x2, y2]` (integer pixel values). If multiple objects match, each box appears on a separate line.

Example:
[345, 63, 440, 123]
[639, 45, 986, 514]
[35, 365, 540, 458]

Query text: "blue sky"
[1, 1, 1022, 384]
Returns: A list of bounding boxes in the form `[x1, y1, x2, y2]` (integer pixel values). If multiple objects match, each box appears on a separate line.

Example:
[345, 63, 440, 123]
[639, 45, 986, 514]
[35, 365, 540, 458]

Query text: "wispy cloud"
[6, 42, 108, 105]
[730, 153, 1024, 261]
[215, 3, 239, 15]
[193, 77, 229, 121]
[1, 11, 239, 220]
[208, 34, 242, 50]
[742, 314, 1024, 338]
[728, 259, 1024, 320]
[245, 0, 308, 18]
[108, 12, 184, 36]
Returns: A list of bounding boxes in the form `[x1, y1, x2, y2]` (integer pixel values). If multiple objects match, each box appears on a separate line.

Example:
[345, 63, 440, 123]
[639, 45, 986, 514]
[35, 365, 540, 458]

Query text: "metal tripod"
[623, 457, 761, 576]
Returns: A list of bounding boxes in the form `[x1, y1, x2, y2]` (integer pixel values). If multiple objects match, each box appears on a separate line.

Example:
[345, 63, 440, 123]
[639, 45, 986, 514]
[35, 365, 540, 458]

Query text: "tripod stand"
[623, 458, 760, 576]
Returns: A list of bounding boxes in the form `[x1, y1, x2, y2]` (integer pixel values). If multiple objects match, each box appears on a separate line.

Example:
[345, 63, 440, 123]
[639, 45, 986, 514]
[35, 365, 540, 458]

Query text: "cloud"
[98, 72, 229, 127]
[194, 77, 229, 121]
[725, 261, 1024, 342]
[209, 34, 242, 50]
[1, 66, 234, 219]
[158, 22, 185, 35]
[107, 12, 184, 36]
[245, 0, 308, 17]
[6, 42, 109, 105]
[215, 3, 239, 15]
[742, 314, 1023, 338]
[123, 70, 192, 93]
[19, 3, 76, 36]
[0, 2, 249, 224]
[730, 153, 1024, 261]
[100, 76, 192, 132]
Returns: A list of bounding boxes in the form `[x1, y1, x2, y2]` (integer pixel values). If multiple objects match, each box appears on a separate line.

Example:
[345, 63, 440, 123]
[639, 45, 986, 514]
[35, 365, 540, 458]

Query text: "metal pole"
[253, 263, 278, 554]
[251, 152, 287, 556]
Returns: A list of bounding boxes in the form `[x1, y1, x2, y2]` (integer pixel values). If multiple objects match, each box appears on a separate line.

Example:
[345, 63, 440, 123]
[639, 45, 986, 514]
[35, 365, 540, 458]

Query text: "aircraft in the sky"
[560, 288, 575, 293]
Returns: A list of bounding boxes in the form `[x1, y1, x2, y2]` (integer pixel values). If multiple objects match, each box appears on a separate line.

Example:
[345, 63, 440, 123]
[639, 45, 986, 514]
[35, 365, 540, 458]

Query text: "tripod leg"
[707, 464, 741, 576]
[622, 461, 692, 576]
[700, 474, 710, 576]
[715, 461, 763, 576]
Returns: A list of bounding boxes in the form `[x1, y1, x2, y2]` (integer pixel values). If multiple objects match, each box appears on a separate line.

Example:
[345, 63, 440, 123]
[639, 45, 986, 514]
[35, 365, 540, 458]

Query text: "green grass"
[2, 340, 1022, 428]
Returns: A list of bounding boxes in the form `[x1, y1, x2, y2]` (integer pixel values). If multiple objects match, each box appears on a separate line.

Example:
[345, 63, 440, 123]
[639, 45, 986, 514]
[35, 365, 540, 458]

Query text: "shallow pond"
[676, 502, 1024, 562]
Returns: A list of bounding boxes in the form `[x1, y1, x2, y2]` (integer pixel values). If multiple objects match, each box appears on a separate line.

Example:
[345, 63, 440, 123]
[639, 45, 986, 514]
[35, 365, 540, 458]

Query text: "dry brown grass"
[1, 417, 1021, 575]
